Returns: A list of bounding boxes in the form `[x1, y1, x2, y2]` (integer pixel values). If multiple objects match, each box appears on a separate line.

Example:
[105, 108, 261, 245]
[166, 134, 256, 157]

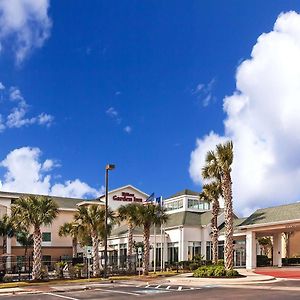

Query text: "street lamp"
[104, 164, 115, 278]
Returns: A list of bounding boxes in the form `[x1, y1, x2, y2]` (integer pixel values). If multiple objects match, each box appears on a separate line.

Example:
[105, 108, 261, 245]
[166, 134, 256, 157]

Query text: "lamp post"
[104, 164, 115, 278]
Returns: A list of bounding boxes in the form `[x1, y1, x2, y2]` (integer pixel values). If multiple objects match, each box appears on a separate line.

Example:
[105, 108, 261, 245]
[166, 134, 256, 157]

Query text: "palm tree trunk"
[72, 237, 78, 258]
[32, 226, 42, 280]
[211, 200, 220, 264]
[2, 235, 7, 272]
[91, 232, 100, 277]
[221, 172, 234, 270]
[143, 225, 150, 275]
[127, 222, 133, 271]
[24, 246, 28, 272]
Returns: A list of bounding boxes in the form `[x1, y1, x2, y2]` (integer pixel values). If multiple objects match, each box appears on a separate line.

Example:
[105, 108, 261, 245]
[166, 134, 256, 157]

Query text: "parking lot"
[0, 282, 300, 300]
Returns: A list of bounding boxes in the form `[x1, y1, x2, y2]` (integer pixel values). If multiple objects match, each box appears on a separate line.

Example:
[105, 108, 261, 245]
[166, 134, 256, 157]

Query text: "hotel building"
[0, 185, 300, 269]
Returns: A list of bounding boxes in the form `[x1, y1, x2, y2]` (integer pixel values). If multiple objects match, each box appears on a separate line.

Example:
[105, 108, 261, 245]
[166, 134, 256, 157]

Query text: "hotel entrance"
[234, 240, 246, 267]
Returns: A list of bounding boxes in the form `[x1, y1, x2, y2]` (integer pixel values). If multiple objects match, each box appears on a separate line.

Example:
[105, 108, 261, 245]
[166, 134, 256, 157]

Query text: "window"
[218, 241, 224, 260]
[204, 202, 210, 210]
[188, 242, 201, 260]
[206, 241, 212, 260]
[165, 200, 183, 211]
[42, 232, 51, 242]
[119, 243, 127, 265]
[167, 242, 179, 263]
[188, 199, 198, 209]
[154, 243, 162, 267]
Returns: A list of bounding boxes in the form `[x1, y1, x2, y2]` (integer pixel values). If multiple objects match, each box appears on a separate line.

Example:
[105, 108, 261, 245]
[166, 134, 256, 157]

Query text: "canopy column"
[273, 233, 282, 267]
[246, 231, 256, 270]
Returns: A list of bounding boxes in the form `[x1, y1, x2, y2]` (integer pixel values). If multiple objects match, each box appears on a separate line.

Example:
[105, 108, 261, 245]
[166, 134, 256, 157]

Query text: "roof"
[219, 217, 247, 234]
[239, 202, 300, 227]
[165, 211, 213, 227]
[166, 189, 200, 199]
[0, 190, 86, 209]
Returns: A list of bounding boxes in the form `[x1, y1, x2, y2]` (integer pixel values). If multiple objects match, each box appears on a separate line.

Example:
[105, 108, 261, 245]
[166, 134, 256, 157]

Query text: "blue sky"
[1, 1, 300, 213]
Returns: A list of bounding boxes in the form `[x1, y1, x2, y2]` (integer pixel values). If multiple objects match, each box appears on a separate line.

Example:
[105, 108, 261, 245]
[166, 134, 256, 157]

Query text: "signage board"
[113, 192, 143, 203]
[85, 246, 92, 259]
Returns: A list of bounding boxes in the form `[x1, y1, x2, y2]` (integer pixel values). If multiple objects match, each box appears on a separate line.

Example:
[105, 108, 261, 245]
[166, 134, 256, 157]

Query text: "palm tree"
[16, 231, 34, 271]
[11, 195, 59, 280]
[201, 182, 221, 264]
[202, 141, 234, 270]
[16, 231, 34, 258]
[0, 215, 15, 255]
[0, 215, 15, 271]
[75, 205, 114, 277]
[117, 203, 139, 269]
[135, 203, 168, 275]
[59, 222, 80, 258]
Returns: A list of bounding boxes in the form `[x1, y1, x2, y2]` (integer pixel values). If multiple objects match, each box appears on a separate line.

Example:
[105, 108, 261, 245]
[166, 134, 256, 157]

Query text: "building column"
[246, 231, 256, 270]
[273, 233, 282, 267]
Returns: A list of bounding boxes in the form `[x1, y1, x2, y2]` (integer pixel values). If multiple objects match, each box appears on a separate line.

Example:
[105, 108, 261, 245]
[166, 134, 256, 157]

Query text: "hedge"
[193, 265, 240, 278]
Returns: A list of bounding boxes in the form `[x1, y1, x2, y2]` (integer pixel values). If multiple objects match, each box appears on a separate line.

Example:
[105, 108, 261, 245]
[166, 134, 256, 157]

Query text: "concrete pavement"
[166, 269, 278, 285]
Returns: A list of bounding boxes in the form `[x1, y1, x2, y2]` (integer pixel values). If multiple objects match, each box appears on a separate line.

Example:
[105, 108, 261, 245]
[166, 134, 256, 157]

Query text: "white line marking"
[155, 285, 161, 289]
[178, 286, 182, 291]
[145, 285, 150, 288]
[166, 286, 171, 290]
[43, 293, 79, 300]
[95, 288, 140, 296]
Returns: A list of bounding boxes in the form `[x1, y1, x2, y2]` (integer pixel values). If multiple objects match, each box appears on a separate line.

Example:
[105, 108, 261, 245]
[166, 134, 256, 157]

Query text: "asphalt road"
[0, 282, 300, 300]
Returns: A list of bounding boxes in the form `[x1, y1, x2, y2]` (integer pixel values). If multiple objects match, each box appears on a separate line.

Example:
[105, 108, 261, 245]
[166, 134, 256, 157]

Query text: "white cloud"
[106, 106, 122, 124]
[106, 107, 118, 118]
[124, 125, 132, 134]
[37, 113, 54, 127]
[189, 11, 300, 216]
[51, 180, 103, 199]
[0, 147, 101, 199]
[2, 85, 53, 130]
[193, 78, 216, 107]
[0, 0, 52, 64]
[0, 82, 5, 90]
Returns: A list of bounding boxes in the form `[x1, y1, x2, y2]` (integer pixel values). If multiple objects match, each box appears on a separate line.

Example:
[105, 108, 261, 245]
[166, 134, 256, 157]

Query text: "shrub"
[214, 266, 226, 277]
[217, 259, 224, 266]
[193, 265, 240, 278]
[55, 261, 67, 279]
[194, 266, 208, 277]
[257, 255, 271, 267]
[189, 262, 200, 271]
[206, 266, 215, 277]
[226, 269, 239, 277]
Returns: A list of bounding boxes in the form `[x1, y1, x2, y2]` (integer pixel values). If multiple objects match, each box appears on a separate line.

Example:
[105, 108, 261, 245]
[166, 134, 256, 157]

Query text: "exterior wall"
[288, 231, 300, 257]
[104, 186, 148, 211]
[12, 246, 73, 258]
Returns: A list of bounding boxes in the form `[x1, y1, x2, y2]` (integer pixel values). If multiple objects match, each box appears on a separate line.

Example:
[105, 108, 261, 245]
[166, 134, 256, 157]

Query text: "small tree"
[11, 195, 59, 280]
[118, 203, 139, 270]
[258, 237, 273, 257]
[201, 182, 221, 264]
[0, 215, 15, 271]
[59, 222, 80, 258]
[75, 205, 115, 277]
[202, 141, 234, 270]
[16, 231, 34, 258]
[135, 203, 168, 275]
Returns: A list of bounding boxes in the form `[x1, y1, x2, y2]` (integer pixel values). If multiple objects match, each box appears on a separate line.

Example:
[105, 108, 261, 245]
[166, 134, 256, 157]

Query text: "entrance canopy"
[220, 202, 300, 269]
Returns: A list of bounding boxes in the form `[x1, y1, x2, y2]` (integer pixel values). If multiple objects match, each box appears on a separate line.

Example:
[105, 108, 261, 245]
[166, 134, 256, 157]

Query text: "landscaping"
[193, 264, 241, 278]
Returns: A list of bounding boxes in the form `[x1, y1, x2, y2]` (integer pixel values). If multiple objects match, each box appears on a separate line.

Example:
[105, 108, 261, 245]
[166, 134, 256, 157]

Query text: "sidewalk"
[166, 269, 278, 286]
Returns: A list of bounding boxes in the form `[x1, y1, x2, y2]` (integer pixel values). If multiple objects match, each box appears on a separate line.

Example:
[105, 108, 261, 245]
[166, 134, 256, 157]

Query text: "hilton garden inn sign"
[97, 185, 149, 210]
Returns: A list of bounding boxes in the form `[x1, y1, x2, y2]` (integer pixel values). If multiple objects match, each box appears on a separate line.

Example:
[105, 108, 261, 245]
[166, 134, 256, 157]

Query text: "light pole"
[104, 164, 115, 278]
